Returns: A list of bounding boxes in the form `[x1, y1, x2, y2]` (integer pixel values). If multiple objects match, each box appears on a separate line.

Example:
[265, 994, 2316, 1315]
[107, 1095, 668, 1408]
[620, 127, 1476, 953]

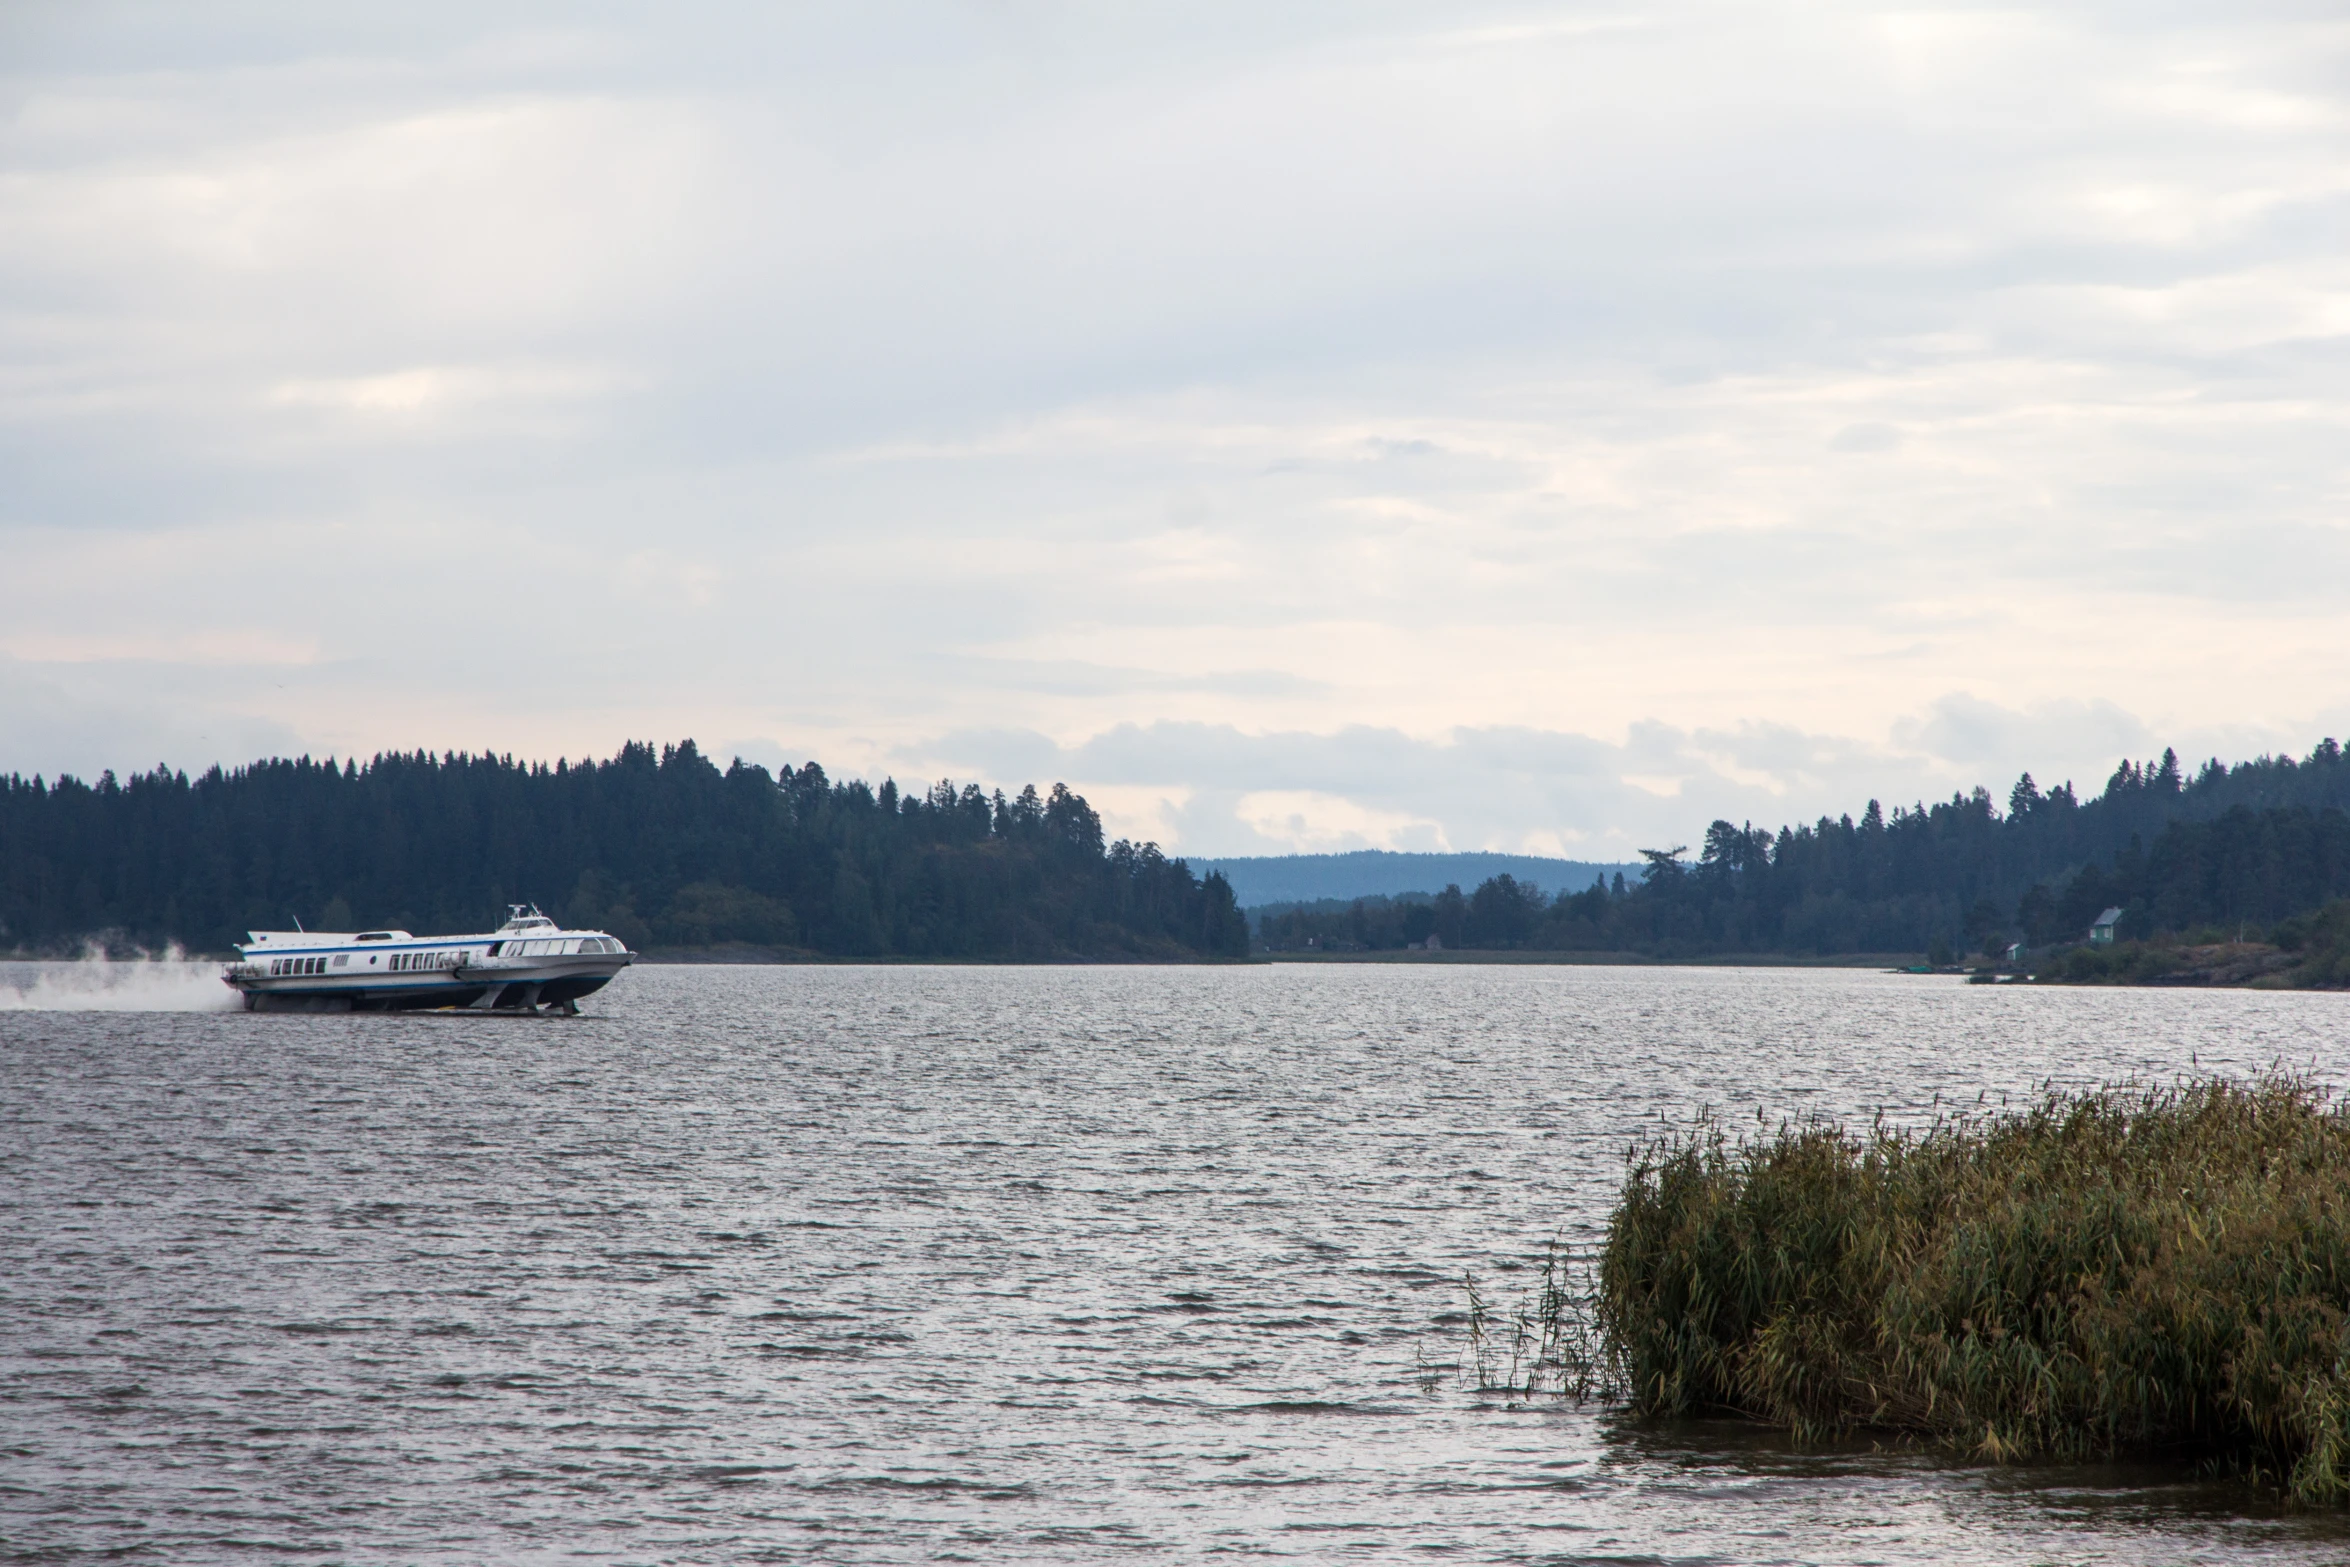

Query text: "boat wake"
[0, 948, 239, 1012]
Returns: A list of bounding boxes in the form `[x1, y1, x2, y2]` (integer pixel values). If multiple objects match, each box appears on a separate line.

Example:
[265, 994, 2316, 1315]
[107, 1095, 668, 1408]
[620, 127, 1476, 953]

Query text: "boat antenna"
[293, 914, 305, 932]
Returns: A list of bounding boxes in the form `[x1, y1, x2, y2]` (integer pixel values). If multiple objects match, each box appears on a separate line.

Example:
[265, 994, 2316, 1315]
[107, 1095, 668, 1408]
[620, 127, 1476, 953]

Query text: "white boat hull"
[223, 909, 632, 1014]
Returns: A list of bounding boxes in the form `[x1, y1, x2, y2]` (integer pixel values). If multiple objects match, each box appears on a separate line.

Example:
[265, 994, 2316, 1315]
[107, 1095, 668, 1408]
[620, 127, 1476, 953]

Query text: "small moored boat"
[222, 905, 632, 1014]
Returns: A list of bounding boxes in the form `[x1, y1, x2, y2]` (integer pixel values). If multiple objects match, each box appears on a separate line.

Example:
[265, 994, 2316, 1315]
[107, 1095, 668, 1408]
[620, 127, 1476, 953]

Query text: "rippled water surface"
[7, 962, 2350, 1563]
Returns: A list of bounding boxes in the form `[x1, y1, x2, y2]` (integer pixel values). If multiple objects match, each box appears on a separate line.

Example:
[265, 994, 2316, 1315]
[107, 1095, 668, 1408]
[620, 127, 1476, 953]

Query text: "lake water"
[6, 961, 2350, 1564]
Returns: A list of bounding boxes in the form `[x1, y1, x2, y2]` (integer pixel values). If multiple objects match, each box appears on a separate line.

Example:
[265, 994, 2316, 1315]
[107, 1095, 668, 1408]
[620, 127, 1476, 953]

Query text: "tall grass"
[1594, 1079, 2350, 1502]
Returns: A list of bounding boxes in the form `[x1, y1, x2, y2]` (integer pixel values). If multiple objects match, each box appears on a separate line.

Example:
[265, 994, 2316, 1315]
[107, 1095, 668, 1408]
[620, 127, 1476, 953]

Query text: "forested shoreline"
[1258, 740, 2350, 959]
[11, 736, 2350, 964]
[0, 742, 1249, 961]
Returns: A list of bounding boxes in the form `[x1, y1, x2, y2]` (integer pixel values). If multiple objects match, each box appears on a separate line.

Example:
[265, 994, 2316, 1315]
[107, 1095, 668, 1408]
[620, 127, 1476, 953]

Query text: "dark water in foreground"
[5, 962, 2350, 1564]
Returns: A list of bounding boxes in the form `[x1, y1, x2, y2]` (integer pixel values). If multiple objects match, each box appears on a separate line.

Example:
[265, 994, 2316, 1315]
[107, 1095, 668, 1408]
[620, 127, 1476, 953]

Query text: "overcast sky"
[4, 2, 2346, 856]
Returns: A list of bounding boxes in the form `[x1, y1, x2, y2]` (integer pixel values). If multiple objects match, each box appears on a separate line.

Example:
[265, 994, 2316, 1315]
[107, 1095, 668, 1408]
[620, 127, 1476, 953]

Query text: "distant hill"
[1190, 850, 1639, 909]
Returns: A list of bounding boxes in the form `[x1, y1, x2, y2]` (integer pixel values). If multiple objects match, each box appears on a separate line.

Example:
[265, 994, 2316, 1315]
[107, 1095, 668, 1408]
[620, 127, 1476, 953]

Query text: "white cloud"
[1232, 790, 1449, 853]
[1, 1, 2347, 852]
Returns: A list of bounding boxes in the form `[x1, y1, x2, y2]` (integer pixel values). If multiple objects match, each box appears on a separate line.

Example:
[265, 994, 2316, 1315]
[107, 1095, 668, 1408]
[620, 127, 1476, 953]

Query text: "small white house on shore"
[2089, 907, 2123, 946]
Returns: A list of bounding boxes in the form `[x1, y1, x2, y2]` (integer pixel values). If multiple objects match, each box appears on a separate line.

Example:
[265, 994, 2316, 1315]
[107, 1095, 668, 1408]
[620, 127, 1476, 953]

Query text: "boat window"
[332, 955, 347, 968]
[357, 932, 392, 942]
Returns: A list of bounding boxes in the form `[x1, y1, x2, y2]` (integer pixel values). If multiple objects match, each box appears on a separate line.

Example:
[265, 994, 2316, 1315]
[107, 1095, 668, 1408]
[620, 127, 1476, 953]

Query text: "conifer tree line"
[11, 736, 2350, 961]
[1258, 740, 2350, 957]
[0, 741, 1250, 960]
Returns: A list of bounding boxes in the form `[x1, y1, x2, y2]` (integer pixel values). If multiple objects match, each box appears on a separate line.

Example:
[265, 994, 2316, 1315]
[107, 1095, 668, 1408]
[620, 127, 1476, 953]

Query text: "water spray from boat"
[0, 943, 241, 1012]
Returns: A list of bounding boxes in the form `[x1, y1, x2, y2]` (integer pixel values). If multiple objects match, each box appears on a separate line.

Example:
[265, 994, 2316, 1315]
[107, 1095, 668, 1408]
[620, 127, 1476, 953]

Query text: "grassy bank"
[2035, 900, 2350, 988]
[1594, 1079, 2350, 1502]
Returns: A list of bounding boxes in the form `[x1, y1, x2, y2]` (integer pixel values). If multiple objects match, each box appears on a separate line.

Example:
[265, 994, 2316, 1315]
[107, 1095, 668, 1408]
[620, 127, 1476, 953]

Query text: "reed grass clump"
[1596, 1078, 2350, 1503]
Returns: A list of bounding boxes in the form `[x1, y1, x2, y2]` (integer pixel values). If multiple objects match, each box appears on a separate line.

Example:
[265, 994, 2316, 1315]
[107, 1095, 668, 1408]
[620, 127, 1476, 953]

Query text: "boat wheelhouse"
[222, 905, 632, 1013]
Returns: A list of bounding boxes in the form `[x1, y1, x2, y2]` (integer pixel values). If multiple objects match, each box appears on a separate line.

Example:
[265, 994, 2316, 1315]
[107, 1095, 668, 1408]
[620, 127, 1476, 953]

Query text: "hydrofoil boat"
[222, 905, 632, 1013]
